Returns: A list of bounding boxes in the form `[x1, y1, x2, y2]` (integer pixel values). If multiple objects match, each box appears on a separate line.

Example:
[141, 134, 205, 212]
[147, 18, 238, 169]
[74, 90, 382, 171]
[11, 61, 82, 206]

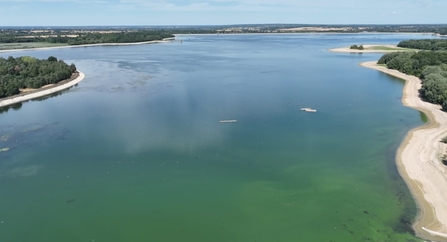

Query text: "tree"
[47, 56, 58, 62]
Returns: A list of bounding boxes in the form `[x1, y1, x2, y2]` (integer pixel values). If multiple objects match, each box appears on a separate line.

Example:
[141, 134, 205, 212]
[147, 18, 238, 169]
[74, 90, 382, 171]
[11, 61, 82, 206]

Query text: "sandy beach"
[0, 39, 173, 53]
[0, 71, 85, 108]
[361, 61, 447, 241]
[330, 44, 412, 53]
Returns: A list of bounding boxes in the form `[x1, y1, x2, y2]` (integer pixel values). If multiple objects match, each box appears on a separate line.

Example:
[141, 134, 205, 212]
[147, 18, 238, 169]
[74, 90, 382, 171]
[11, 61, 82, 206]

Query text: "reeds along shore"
[361, 61, 447, 241]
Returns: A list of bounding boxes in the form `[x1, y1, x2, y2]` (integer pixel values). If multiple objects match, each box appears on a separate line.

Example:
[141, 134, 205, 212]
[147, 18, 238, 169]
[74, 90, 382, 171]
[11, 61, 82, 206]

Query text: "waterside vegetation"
[397, 39, 447, 51]
[350, 45, 364, 50]
[0, 56, 77, 98]
[378, 40, 447, 110]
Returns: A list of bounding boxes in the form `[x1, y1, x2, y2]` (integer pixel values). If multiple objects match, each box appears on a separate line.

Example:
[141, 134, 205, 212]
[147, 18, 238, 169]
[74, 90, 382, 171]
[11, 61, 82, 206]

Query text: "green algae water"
[0, 34, 437, 242]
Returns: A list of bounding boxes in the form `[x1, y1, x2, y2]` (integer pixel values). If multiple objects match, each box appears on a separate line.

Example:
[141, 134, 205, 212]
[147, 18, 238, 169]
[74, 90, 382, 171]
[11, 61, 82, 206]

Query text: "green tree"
[47, 56, 58, 62]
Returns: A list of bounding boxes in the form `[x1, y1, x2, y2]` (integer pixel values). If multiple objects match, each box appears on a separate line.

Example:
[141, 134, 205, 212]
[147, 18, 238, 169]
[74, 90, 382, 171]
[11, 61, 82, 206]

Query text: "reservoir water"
[0, 33, 436, 241]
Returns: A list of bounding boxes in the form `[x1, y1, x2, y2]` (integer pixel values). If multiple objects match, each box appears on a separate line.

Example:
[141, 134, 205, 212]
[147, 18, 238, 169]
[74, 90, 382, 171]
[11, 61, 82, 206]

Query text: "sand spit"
[361, 61, 447, 241]
[0, 71, 85, 108]
[330, 45, 411, 53]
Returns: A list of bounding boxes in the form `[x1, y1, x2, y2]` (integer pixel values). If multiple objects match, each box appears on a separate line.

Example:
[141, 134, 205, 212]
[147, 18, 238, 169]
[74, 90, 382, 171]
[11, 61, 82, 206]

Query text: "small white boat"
[220, 120, 237, 123]
[0, 147, 10, 153]
[301, 108, 317, 113]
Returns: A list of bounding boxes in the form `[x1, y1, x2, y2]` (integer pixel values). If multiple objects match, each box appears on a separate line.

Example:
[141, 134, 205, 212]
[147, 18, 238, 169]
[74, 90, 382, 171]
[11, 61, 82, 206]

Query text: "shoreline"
[0, 71, 85, 108]
[0, 39, 173, 53]
[329, 44, 412, 53]
[361, 61, 447, 241]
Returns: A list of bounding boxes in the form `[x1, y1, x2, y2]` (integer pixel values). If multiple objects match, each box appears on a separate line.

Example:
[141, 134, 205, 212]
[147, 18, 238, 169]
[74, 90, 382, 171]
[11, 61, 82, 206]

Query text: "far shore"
[0, 38, 174, 53]
[361, 61, 447, 241]
[330, 44, 415, 53]
[0, 71, 85, 108]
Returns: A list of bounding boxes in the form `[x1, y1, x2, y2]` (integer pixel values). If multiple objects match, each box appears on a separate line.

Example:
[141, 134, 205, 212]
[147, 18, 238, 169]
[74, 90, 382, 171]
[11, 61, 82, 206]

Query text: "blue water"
[0, 33, 436, 241]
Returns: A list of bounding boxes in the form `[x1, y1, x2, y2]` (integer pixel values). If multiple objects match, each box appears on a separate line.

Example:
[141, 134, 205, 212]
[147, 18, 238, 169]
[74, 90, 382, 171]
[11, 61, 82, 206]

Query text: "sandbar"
[0, 71, 85, 108]
[361, 61, 447, 241]
[330, 44, 413, 53]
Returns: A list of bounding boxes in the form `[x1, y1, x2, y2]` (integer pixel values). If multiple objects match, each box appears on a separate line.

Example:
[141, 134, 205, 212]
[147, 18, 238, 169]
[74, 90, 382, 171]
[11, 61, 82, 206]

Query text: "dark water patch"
[381, 138, 418, 236]
[0, 102, 22, 114]
[0, 122, 69, 154]
[0, 87, 74, 113]
[31, 91, 65, 102]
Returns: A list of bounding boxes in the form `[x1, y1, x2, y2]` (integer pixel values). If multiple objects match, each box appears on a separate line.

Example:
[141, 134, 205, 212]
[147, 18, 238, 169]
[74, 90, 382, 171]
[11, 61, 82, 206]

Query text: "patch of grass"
[368, 46, 417, 52]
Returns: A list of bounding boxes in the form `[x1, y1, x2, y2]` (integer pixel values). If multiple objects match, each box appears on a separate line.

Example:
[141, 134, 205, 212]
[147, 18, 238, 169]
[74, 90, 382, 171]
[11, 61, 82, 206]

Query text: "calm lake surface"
[0, 33, 437, 241]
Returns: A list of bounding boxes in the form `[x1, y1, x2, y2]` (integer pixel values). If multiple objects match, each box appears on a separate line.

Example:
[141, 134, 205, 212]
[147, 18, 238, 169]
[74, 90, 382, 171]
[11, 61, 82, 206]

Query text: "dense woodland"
[0, 56, 76, 98]
[378, 50, 447, 110]
[397, 39, 447, 51]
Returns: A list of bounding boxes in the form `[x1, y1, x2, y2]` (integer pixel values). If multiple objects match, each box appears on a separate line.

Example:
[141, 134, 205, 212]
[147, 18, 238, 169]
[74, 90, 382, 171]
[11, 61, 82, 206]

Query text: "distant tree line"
[397, 39, 447, 51]
[377, 51, 447, 110]
[0, 56, 76, 98]
[0, 30, 174, 45]
[66, 31, 174, 45]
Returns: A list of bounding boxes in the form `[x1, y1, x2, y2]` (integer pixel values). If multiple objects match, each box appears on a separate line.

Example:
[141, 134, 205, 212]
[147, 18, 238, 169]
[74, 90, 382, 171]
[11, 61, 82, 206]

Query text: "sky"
[0, 0, 446, 26]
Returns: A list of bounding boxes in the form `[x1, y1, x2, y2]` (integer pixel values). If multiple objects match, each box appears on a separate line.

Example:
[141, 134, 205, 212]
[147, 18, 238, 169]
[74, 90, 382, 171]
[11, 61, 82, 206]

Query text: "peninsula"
[329, 44, 416, 53]
[0, 56, 84, 108]
[0, 71, 85, 108]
